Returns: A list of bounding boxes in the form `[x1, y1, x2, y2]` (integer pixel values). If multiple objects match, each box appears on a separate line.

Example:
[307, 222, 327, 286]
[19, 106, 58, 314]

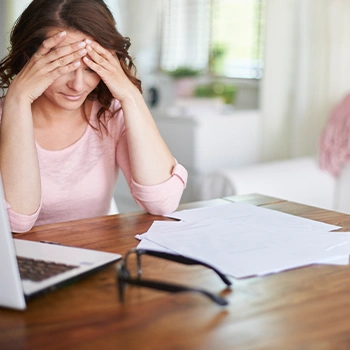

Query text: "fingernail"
[85, 39, 92, 44]
[87, 45, 92, 52]
[78, 49, 87, 56]
[73, 61, 80, 67]
[59, 31, 66, 37]
[78, 41, 86, 48]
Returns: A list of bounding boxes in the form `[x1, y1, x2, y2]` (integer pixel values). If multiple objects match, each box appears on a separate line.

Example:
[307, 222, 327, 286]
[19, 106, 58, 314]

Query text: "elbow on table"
[10, 222, 35, 234]
[146, 201, 180, 216]
[132, 171, 187, 216]
[6, 201, 41, 234]
[137, 191, 184, 216]
[7, 208, 39, 234]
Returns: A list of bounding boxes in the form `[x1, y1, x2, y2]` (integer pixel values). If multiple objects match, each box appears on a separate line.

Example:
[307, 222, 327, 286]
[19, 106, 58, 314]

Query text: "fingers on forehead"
[88, 40, 107, 53]
[38, 31, 67, 52]
[89, 41, 116, 60]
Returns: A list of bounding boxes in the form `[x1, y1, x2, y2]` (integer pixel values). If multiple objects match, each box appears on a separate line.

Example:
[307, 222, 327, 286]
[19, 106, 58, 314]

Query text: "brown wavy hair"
[0, 0, 142, 127]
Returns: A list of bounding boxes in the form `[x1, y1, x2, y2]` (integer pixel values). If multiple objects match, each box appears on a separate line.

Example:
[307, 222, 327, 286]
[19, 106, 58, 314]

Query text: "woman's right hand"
[8, 30, 87, 103]
[0, 30, 88, 216]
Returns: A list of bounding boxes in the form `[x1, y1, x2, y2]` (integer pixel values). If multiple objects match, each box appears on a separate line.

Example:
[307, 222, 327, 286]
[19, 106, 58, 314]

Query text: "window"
[160, 0, 266, 79]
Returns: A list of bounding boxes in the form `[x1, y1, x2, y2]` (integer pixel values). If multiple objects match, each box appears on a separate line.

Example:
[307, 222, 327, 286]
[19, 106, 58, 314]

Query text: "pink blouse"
[1, 99, 187, 233]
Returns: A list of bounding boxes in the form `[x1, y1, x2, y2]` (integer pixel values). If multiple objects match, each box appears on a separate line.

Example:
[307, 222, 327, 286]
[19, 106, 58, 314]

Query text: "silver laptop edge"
[0, 176, 121, 310]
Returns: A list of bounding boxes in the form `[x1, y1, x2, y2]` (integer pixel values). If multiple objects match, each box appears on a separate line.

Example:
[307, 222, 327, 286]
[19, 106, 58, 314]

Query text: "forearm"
[120, 87, 176, 185]
[82, 41, 177, 185]
[0, 94, 41, 214]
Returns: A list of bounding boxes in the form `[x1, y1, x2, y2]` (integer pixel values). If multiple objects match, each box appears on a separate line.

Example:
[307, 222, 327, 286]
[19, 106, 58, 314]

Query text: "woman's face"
[39, 28, 101, 112]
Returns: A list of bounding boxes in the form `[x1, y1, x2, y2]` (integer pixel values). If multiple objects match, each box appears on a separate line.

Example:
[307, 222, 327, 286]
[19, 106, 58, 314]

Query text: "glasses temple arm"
[137, 249, 232, 286]
[118, 275, 228, 306]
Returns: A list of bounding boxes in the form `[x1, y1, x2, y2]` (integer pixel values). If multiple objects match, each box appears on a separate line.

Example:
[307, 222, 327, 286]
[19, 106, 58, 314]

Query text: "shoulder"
[90, 99, 123, 120]
[90, 99, 125, 137]
[110, 99, 122, 113]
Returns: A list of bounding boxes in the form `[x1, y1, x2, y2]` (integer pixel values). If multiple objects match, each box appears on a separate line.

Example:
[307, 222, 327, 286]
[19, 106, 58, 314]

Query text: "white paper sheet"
[137, 202, 346, 278]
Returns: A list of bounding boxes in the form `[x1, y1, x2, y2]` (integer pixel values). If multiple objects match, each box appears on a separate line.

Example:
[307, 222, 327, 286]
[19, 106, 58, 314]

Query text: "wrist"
[118, 84, 140, 104]
[5, 85, 34, 106]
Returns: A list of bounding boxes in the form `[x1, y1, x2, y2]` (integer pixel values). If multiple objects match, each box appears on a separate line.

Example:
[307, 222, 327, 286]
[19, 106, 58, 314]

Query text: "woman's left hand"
[83, 40, 135, 101]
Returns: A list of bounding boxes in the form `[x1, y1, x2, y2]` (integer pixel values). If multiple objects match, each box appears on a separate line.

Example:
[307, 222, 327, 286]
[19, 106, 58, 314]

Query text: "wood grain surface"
[1, 194, 350, 350]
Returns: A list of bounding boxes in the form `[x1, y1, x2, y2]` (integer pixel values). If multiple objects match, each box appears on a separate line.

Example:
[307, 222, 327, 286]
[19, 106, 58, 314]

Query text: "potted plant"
[164, 66, 202, 97]
[194, 82, 237, 104]
[209, 44, 227, 75]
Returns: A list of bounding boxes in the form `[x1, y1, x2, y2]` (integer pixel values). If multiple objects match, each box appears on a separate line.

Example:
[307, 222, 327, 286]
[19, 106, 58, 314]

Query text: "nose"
[67, 67, 84, 92]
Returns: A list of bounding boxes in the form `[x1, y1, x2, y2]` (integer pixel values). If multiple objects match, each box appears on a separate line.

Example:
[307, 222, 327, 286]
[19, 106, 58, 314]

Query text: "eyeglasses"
[116, 248, 232, 306]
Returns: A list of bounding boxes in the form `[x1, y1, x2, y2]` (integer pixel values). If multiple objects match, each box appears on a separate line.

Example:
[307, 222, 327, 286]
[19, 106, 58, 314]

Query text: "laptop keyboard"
[17, 256, 79, 282]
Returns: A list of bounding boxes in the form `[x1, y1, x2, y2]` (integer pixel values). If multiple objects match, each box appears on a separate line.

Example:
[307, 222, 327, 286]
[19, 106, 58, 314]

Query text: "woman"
[0, 0, 187, 233]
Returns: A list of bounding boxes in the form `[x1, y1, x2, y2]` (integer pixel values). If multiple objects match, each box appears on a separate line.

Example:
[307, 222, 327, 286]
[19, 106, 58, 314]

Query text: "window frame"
[159, 0, 265, 81]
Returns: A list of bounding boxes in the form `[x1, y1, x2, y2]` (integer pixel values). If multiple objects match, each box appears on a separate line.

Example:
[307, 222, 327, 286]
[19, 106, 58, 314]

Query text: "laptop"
[0, 180, 121, 311]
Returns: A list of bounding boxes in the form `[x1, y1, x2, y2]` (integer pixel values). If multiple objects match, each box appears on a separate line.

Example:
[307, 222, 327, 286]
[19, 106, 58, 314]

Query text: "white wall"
[116, 0, 162, 77]
[5, 0, 31, 31]
[0, 0, 31, 56]
[0, 2, 6, 58]
[104, 0, 124, 34]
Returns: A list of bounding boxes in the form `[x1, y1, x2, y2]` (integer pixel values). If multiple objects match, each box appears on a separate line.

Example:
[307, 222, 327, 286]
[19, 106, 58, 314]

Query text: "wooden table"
[2, 194, 350, 350]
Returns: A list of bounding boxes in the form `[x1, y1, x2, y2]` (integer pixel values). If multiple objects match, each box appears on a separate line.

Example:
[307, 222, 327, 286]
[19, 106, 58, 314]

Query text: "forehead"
[46, 28, 93, 46]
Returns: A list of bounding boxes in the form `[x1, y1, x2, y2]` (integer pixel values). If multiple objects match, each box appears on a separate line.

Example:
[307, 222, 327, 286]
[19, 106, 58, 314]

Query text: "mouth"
[61, 93, 84, 101]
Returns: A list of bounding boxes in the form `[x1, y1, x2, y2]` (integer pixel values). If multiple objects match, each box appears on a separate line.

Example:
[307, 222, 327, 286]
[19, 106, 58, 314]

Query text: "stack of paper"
[137, 202, 350, 278]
